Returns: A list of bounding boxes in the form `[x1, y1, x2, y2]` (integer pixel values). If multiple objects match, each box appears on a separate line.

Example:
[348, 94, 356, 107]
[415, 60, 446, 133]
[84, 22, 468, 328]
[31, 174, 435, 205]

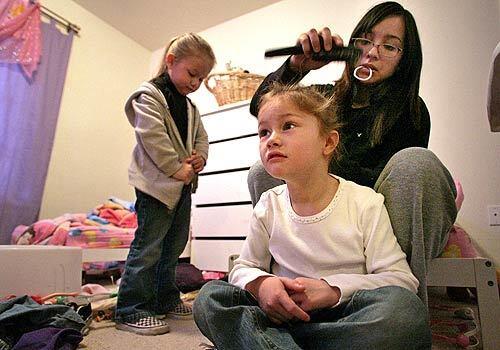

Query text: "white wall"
[39, 0, 151, 218]
[187, 0, 500, 264]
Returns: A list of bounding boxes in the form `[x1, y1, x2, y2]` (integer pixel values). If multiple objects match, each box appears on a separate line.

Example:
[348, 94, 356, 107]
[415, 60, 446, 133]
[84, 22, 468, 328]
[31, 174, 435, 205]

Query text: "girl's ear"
[323, 130, 340, 158]
[165, 53, 176, 68]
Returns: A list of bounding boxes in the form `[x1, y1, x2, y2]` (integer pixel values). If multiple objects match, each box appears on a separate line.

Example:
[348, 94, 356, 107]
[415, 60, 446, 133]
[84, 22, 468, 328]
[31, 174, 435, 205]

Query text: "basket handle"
[204, 73, 217, 94]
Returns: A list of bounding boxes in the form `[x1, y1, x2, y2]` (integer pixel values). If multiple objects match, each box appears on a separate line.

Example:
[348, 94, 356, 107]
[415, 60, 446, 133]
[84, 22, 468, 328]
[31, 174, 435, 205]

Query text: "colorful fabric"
[0, 0, 41, 78]
[10, 198, 137, 249]
[439, 179, 479, 259]
[440, 225, 479, 259]
[66, 225, 134, 249]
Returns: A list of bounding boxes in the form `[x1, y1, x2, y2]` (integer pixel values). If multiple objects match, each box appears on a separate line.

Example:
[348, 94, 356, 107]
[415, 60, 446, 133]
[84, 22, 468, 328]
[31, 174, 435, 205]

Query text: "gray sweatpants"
[246, 147, 457, 305]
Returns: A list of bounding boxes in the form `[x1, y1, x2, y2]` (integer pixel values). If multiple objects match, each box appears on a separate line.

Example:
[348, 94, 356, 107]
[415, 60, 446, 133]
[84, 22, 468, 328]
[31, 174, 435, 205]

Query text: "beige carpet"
[80, 317, 209, 350]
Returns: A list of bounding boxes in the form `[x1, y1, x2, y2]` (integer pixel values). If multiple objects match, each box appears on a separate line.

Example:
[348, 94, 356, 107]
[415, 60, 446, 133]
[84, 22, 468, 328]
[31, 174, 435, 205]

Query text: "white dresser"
[191, 101, 259, 272]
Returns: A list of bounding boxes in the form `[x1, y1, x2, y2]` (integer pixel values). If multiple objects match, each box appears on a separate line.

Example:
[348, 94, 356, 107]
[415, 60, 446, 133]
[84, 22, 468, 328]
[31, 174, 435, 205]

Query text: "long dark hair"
[335, 1, 423, 145]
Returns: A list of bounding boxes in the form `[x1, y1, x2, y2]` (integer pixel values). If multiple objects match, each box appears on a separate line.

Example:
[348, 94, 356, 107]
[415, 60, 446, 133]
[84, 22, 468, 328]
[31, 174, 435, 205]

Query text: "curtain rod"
[38, 3, 81, 34]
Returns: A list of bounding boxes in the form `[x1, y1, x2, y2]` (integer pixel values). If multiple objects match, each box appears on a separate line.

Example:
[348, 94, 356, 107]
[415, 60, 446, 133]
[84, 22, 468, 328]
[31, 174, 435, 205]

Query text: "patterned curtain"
[0, 19, 74, 244]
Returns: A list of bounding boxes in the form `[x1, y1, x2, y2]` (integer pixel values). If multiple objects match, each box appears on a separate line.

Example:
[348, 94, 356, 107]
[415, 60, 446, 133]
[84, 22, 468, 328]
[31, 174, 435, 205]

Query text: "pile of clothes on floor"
[0, 262, 227, 349]
[0, 291, 94, 350]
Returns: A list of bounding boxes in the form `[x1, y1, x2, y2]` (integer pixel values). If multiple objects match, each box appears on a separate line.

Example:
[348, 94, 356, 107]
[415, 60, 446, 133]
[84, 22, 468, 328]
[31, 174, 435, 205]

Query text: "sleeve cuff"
[280, 58, 308, 83]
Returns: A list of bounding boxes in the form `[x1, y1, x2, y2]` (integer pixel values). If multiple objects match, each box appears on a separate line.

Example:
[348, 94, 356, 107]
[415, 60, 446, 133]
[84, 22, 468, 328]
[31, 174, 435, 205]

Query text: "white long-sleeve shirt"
[229, 176, 418, 303]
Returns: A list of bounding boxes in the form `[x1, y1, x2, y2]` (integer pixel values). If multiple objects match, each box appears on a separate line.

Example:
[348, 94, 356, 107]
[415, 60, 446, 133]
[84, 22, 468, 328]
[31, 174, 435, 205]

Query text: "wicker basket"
[204, 70, 265, 106]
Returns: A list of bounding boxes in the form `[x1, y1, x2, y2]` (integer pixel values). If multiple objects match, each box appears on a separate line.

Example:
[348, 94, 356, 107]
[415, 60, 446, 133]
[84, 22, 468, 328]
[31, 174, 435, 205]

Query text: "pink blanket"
[11, 199, 137, 249]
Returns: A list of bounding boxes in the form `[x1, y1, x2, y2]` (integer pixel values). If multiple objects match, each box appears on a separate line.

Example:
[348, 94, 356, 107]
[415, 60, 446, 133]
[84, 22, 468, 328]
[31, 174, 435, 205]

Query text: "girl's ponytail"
[154, 33, 216, 78]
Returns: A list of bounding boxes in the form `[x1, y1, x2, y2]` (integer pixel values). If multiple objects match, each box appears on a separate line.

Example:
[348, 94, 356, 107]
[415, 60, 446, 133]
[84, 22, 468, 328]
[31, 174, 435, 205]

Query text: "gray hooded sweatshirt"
[125, 82, 209, 209]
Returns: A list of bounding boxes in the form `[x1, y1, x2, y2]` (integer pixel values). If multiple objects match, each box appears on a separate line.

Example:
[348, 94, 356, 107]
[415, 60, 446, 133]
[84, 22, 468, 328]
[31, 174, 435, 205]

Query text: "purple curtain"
[0, 20, 73, 244]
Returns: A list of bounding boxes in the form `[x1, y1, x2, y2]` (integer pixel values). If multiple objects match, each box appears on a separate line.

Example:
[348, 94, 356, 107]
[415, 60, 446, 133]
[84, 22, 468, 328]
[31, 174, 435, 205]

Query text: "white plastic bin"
[0, 245, 82, 296]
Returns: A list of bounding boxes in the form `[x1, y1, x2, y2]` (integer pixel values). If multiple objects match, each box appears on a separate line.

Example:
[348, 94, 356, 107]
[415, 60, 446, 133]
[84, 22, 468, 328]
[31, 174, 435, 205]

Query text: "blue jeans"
[115, 187, 191, 322]
[193, 280, 431, 350]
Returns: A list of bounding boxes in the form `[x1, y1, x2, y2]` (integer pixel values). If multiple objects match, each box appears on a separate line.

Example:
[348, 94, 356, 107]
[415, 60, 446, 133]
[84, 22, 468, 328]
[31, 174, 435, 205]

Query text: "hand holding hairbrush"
[265, 36, 360, 63]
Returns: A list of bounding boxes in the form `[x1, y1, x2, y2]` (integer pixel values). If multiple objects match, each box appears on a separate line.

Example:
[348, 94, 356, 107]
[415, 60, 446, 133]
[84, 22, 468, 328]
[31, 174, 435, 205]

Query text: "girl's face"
[355, 15, 405, 85]
[166, 54, 212, 95]
[257, 97, 338, 182]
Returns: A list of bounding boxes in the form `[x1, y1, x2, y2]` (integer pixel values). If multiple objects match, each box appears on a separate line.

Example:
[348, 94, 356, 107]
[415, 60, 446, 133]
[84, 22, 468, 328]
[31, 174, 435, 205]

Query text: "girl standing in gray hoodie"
[115, 33, 215, 336]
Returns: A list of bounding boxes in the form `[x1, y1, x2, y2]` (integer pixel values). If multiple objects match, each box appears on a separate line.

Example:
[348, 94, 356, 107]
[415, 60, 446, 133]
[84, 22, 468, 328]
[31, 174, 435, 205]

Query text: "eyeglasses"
[351, 38, 403, 58]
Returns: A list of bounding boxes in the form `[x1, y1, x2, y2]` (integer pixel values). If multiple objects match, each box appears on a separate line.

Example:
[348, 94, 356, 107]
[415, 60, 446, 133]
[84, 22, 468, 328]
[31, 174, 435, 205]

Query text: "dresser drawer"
[194, 170, 250, 205]
[202, 104, 257, 141]
[204, 136, 259, 173]
[191, 239, 245, 272]
[192, 204, 253, 238]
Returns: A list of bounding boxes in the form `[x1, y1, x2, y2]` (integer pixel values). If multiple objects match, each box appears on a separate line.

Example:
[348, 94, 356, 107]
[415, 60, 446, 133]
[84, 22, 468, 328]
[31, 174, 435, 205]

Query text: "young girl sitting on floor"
[193, 83, 431, 350]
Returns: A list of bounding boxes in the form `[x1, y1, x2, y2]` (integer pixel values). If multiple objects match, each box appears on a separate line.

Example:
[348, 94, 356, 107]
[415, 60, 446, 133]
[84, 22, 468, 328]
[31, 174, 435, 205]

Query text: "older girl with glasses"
[247, 1, 457, 307]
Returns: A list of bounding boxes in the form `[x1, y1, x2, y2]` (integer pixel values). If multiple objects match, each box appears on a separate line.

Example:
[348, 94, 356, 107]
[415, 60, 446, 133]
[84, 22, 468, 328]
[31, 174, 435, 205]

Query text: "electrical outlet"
[488, 205, 500, 226]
